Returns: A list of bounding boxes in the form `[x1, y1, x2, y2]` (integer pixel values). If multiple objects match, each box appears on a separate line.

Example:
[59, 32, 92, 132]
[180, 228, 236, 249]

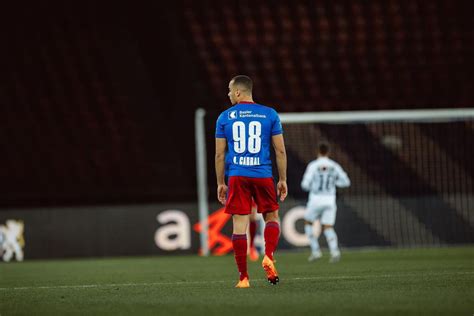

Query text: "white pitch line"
[0, 271, 472, 291]
[0, 280, 228, 291]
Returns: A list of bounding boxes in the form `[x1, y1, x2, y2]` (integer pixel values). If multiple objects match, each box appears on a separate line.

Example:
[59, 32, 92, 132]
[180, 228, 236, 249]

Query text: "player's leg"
[304, 203, 322, 261]
[261, 210, 280, 284]
[12, 240, 23, 261]
[253, 177, 280, 285]
[232, 214, 250, 286]
[225, 176, 253, 287]
[304, 221, 322, 262]
[248, 202, 259, 261]
[2, 243, 13, 262]
[321, 205, 340, 262]
[322, 224, 340, 262]
[262, 210, 280, 261]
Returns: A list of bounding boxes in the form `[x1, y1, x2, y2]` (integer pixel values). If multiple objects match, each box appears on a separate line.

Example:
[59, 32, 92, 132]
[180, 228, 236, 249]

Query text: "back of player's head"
[231, 75, 253, 93]
[318, 141, 330, 156]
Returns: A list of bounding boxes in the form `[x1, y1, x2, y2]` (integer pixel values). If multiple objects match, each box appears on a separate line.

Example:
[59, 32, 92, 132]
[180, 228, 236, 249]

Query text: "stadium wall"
[1, 199, 472, 260]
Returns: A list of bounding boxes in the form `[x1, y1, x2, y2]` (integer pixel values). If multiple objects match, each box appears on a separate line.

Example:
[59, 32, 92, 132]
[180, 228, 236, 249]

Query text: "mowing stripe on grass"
[1, 271, 472, 291]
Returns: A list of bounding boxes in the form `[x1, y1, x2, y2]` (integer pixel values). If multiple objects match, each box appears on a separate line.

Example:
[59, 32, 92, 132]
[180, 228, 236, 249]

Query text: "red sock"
[232, 234, 248, 280]
[249, 221, 257, 248]
[264, 221, 280, 260]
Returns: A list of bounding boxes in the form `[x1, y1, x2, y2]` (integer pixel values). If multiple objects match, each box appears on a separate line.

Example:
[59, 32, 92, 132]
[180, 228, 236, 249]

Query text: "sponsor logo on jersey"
[239, 110, 266, 119]
[228, 111, 237, 120]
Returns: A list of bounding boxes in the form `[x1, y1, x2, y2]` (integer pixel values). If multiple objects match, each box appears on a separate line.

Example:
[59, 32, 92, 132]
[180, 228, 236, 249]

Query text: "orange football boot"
[262, 255, 279, 285]
[235, 277, 250, 288]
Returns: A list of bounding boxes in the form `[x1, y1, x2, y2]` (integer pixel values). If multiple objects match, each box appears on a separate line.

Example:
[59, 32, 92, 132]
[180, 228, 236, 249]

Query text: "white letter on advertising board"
[154, 210, 191, 250]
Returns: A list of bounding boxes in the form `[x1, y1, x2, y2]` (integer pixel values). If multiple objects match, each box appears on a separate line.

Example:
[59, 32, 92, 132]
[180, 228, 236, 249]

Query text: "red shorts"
[225, 176, 279, 215]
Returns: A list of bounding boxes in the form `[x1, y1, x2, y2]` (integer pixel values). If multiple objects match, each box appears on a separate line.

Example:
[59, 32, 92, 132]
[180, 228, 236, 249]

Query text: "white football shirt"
[301, 156, 350, 203]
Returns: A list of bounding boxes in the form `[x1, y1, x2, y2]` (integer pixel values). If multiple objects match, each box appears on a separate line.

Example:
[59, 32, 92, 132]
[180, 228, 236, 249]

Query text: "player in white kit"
[301, 142, 350, 263]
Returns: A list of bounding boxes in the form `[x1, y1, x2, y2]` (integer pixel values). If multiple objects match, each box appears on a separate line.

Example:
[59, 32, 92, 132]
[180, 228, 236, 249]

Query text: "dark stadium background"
[0, 1, 473, 259]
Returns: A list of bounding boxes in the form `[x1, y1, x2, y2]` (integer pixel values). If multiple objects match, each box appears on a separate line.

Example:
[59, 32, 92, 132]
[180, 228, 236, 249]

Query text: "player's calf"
[322, 225, 340, 263]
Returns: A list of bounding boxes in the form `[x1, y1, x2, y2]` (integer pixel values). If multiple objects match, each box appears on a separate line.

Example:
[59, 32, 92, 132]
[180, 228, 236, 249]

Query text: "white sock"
[304, 224, 320, 255]
[324, 228, 340, 257]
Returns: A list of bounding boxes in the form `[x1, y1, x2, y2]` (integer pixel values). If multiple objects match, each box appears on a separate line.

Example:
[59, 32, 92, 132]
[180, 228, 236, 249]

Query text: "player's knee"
[264, 210, 279, 222]
[322, 224, 333, 231]
[232, 214, 249, 234]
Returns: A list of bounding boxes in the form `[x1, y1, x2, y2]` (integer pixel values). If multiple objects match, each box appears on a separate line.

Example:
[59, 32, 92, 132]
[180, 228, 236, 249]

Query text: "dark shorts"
[225, 176, 279, 215]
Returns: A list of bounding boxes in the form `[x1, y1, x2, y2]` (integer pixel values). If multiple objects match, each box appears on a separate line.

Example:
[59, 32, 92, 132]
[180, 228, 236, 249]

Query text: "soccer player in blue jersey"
[215, 75, 288, 288]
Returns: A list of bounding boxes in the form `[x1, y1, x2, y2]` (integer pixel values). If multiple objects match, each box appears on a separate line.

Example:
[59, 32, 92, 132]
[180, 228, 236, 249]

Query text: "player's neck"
[238, 98, 254, 103]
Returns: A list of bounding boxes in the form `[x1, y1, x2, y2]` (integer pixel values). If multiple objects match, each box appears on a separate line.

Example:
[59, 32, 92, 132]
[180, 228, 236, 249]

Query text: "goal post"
[195, 108, 474, 255]
[195, 108, 209, 256]
[279, 108, 474, 124]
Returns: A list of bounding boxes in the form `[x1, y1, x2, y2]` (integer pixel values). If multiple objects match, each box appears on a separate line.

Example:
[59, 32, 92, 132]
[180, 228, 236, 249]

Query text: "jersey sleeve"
[215, 113, 226, 138]
[301, 162, 314, 192]
[335, 164, 351, 188]
[271, 109, 283, 136]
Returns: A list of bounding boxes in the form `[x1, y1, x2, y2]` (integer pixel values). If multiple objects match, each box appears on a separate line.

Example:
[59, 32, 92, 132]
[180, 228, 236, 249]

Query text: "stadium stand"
[183, 1, 473, 111]
[0, 1, 472, 213]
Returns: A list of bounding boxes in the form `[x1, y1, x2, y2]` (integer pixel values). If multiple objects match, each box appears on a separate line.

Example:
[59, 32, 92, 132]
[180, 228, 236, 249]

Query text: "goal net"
[196, 108, 474, 255]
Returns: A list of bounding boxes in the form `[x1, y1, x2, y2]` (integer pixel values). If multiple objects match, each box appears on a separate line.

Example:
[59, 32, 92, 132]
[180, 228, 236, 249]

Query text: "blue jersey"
[215, 102, 283, 178]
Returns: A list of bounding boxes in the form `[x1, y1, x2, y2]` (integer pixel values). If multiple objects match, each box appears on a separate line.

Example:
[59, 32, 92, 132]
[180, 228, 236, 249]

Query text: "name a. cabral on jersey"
[233, 156, 261, 166]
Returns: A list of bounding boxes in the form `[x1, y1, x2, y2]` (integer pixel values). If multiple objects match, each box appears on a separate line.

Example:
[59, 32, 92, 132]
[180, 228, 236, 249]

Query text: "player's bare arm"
[215, 138, 228, 204]
[272, 134, 288, 201]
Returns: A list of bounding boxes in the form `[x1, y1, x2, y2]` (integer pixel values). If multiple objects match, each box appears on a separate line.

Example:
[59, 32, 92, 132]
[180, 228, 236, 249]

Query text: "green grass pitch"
[1, 247, 473, 315]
